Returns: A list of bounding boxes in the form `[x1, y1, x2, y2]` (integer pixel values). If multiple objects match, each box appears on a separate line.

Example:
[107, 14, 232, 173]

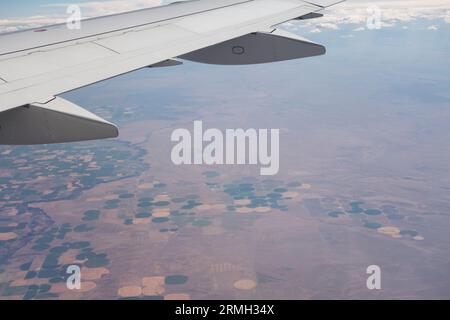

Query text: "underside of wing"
[0, 0, 344, 145]
[180, 29, 326, 65]
[0, 97, 118, 145]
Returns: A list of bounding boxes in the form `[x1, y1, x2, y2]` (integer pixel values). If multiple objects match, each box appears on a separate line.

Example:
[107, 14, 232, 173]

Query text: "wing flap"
[0, 97, 118, 145]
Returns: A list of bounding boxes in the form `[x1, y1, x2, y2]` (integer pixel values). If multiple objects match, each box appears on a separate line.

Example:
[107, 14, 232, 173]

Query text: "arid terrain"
[1, 20, 450, 299]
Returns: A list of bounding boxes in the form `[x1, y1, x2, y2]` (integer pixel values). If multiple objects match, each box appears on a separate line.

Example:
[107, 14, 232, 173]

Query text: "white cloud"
[445, 10, 450, 23]
[0, 0, 162, 33]
[1, 0, 450, 34]
[283, 0, 450, 33]
[46, 0, 163, 15]
[316, 22, 340, 30]
[0, 15, 67, 32]
[427, 25, 439, 30]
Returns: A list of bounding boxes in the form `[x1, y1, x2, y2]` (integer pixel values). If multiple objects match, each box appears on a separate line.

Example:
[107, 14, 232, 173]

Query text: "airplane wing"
[0, 0, 344, 144]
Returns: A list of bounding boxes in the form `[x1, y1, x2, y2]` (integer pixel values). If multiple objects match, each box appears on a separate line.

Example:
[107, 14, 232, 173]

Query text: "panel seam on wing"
[92, 41, 121, 54]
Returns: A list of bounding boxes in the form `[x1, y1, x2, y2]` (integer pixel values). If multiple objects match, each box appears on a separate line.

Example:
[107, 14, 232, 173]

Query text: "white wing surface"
[0, 0, 344, 144]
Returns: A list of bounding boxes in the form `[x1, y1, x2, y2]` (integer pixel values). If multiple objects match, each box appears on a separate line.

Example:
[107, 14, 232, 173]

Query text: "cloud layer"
[0, 0, 449, 34]
[0, 0, 162, 33]
[284, 0, 450, 33]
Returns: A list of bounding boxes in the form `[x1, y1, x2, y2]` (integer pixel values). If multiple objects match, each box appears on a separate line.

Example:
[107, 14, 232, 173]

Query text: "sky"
[0, 0, 449, 33]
